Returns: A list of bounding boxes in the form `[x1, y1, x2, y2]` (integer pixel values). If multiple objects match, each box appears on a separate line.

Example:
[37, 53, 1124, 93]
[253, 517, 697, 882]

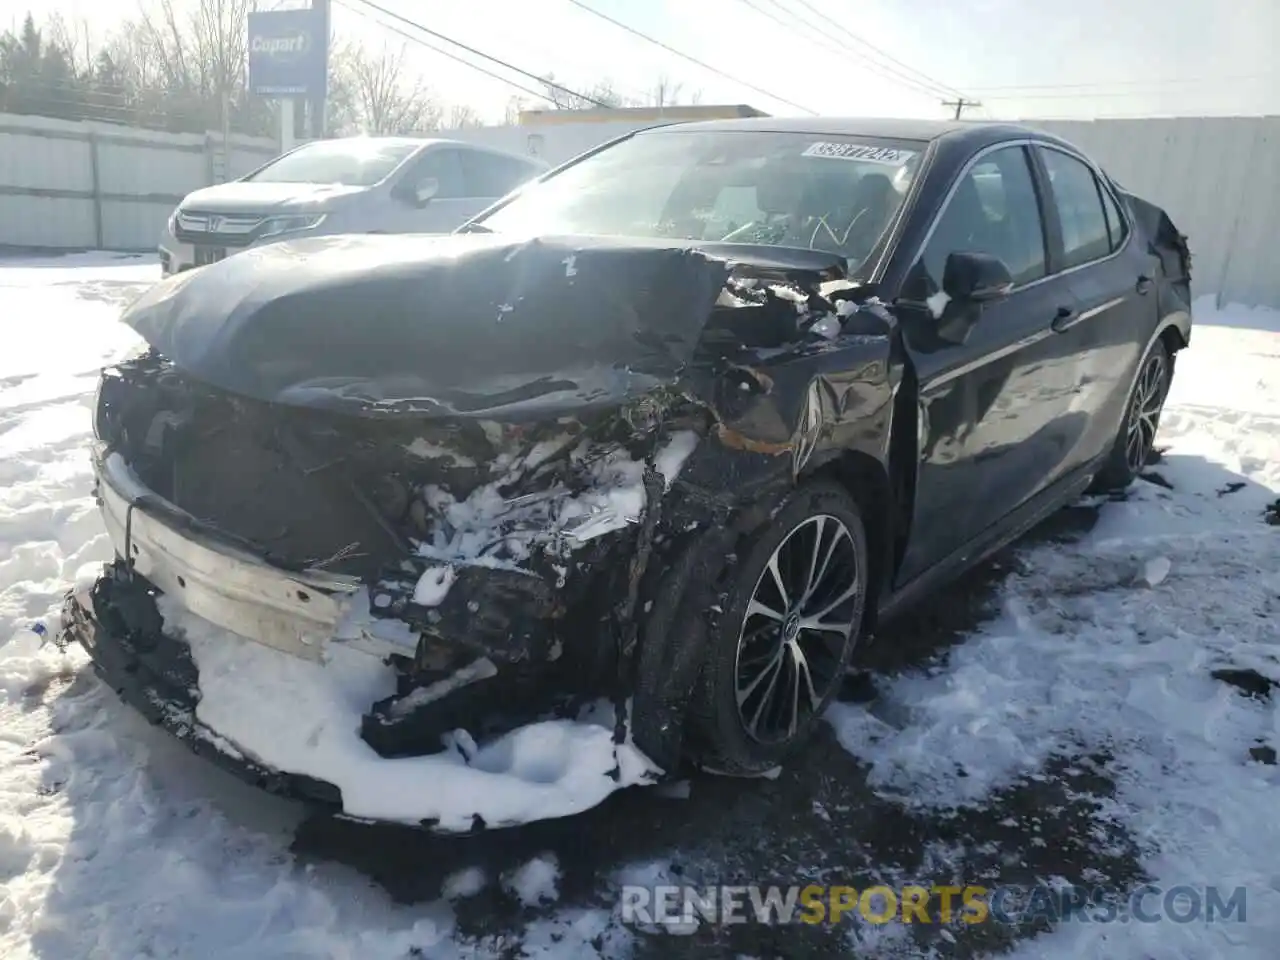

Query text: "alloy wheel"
[1125, 349, 1169, 474]
[733, 514, 861, 744]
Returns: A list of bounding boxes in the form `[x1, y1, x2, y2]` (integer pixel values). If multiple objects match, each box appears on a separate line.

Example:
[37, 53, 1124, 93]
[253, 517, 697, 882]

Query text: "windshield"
[476, 130, 923, 267]
[246, 139, 420, 186]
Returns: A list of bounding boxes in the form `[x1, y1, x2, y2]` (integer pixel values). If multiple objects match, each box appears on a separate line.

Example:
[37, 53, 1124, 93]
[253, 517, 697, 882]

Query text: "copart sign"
[247, 8, 327, 97]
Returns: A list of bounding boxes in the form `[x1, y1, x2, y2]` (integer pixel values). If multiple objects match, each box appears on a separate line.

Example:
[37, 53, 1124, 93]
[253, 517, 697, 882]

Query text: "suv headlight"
[167, 209, 178, 235]
[259, 214, 327, 240]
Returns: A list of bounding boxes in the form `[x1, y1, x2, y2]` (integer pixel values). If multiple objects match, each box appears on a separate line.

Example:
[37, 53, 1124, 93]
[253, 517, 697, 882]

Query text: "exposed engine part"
[95, 352, 707, 587]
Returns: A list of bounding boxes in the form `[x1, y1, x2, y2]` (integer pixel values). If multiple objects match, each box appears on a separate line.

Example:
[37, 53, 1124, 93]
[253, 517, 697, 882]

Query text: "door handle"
[1051, 305, 1082, 333]
[1136, 275, 1154, 295]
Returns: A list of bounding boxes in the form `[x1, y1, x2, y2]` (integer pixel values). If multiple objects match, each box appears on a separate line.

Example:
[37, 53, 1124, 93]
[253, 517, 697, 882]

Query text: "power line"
[563, 0, 820, 115]
[334, 0, 556, 105]
[343, 0, 615, 108]
[780, 0, 966, 100]
[732, 0, 941, 101]
[339, 0, 666, 109]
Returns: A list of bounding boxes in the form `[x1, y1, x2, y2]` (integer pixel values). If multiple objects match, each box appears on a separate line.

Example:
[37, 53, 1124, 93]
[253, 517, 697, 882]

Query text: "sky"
[1, 0, 1277, 124]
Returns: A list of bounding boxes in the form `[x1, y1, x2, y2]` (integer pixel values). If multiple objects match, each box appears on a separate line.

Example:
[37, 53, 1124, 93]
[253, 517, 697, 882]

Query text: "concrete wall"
[1027, 116, 1280, 311]
[0, 112, 278, 252]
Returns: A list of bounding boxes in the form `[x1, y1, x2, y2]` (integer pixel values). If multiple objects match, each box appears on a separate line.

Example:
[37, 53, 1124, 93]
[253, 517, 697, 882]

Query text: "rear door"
[896, 143, 1093, 582]
[1033, 145, 1159, 466]
[460, 150, 544, 210]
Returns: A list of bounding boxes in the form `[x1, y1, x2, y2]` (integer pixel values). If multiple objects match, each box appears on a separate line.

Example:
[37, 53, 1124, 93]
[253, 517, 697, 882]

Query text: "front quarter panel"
[676, 334, 898, 514]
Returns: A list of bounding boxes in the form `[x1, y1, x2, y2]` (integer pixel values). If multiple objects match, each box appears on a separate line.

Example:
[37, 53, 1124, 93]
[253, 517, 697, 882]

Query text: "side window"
[1098, 179, 1128, 252]
[462, 152, 540, 198]
[397, 148, 466, 200]
[1039, 149, 1112, 268]
[912, 144, 1046, 297]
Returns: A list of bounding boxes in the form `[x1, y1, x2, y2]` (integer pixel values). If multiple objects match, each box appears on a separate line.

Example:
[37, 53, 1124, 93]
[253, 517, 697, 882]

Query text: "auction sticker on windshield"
[802, 142, 915, 164]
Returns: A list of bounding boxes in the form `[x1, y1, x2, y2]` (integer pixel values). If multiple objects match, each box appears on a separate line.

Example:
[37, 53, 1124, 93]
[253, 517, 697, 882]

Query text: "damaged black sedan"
[59, 118, 1192, 829]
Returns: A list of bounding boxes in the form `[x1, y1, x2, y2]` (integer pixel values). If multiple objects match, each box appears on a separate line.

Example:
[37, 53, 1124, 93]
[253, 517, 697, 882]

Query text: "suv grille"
[174, 211, 265, 248]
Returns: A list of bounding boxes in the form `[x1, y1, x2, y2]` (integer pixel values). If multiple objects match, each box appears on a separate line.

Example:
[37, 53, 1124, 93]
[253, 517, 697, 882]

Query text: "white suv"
[160, 136, 547, 276]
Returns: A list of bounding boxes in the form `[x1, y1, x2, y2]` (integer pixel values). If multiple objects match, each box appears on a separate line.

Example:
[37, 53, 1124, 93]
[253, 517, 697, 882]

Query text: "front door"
[896, 143, 1094, 583]
[388, 148, 474, 233]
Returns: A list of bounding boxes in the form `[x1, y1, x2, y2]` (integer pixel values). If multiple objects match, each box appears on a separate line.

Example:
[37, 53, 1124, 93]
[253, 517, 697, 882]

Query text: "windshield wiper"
[457, 222, 492, 233]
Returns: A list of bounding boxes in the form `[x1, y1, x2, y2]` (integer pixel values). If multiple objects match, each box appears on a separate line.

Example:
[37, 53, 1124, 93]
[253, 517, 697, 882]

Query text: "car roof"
[313, 136, 548, 165]
[638, 116, 1053, 148]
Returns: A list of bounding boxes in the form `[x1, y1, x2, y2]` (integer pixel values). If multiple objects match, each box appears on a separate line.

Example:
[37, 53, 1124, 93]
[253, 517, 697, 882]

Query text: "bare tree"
[128, 0, 260, 133]
[642, 75, 703, 107]
[539, 72, 627, 110]
[648, 75, 683, 108]
[333, 42, 442, 135]
[503, 94, 530, 124]
[534, 73, 702, 112]
[447, 103, 484, 128]
[44, 13, 95, 76]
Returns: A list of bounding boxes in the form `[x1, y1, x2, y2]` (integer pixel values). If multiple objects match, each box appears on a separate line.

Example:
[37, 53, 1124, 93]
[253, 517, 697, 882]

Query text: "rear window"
[463, 152, 543, 198]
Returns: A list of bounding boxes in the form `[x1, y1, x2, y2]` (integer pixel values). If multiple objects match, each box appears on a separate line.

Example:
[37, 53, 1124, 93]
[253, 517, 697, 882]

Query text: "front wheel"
[1092, 338, 1173, 492]
[688, 481, 868, 775]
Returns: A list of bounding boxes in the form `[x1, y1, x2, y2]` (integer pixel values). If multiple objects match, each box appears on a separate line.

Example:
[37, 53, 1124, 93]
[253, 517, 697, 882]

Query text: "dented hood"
[122, 233, 739, 419]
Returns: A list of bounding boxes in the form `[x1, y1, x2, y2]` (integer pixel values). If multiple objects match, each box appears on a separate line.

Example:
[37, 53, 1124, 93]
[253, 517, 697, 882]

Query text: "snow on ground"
[0, 257, 1277, 959]
[0, 255, 633, 959]
[829, 294, 1280, 956]
[502, 854, 561, 907]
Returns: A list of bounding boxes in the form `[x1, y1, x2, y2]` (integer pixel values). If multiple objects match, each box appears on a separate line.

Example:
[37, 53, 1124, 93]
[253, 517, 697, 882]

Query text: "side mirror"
[942, 251, 1014, 303]
[414, 177, 440, 206]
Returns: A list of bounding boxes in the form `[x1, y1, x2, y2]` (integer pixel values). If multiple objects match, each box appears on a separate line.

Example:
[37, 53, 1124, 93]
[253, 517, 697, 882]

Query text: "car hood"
[179, 181, 366, 214]
[123, 232, 766, 418]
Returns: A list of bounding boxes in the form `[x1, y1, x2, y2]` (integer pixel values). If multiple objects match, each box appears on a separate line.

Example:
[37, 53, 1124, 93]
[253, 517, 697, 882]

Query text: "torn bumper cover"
[92, 449, 366, 662]
[61, 573, 344, 808]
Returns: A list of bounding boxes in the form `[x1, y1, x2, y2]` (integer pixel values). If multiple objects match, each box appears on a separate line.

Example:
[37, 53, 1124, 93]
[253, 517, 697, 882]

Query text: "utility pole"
[943, 97, 981, 120]
[310, 0, 330, 138]
[220, 87, 231, 182]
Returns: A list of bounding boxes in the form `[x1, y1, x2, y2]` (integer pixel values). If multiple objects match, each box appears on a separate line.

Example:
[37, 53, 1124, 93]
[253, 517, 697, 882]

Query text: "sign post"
[246, 7, 328, 152]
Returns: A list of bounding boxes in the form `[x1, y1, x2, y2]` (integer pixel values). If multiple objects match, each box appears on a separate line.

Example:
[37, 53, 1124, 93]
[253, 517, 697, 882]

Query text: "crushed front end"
[59, 232, 900, 828]
[66, 349, 706, 815]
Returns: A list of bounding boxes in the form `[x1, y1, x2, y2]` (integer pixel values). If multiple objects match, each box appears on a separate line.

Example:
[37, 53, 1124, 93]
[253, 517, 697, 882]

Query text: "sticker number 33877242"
[802, 142, 915, 164]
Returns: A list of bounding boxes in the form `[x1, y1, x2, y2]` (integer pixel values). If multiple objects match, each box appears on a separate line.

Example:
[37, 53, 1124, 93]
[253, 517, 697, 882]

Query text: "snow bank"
[165, 597, 658, 830]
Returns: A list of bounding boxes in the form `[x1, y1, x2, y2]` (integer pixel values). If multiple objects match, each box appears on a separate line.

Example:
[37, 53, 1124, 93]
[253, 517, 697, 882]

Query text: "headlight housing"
[166, 209, 178, 235]
[258, 214, 327, 240]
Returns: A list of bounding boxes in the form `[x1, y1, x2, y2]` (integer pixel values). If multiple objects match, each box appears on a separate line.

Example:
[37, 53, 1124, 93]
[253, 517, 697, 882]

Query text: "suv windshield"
[476, 129, 923, 267]
[246, 139, 420, 186]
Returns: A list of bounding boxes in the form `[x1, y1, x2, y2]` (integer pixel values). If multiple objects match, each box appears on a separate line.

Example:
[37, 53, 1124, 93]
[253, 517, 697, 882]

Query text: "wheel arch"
[801, 449, 897, 632]
[1159, 321, 1187, 355]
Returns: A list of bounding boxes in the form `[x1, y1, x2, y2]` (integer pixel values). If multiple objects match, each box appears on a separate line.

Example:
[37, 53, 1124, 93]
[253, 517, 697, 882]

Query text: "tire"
[688, 481, 869, 775]
[1091, 338, 1174, 492]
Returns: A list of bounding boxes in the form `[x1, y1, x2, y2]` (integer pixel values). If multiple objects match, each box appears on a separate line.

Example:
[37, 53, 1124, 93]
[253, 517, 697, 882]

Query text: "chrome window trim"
[902, 137, 1134, 301]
